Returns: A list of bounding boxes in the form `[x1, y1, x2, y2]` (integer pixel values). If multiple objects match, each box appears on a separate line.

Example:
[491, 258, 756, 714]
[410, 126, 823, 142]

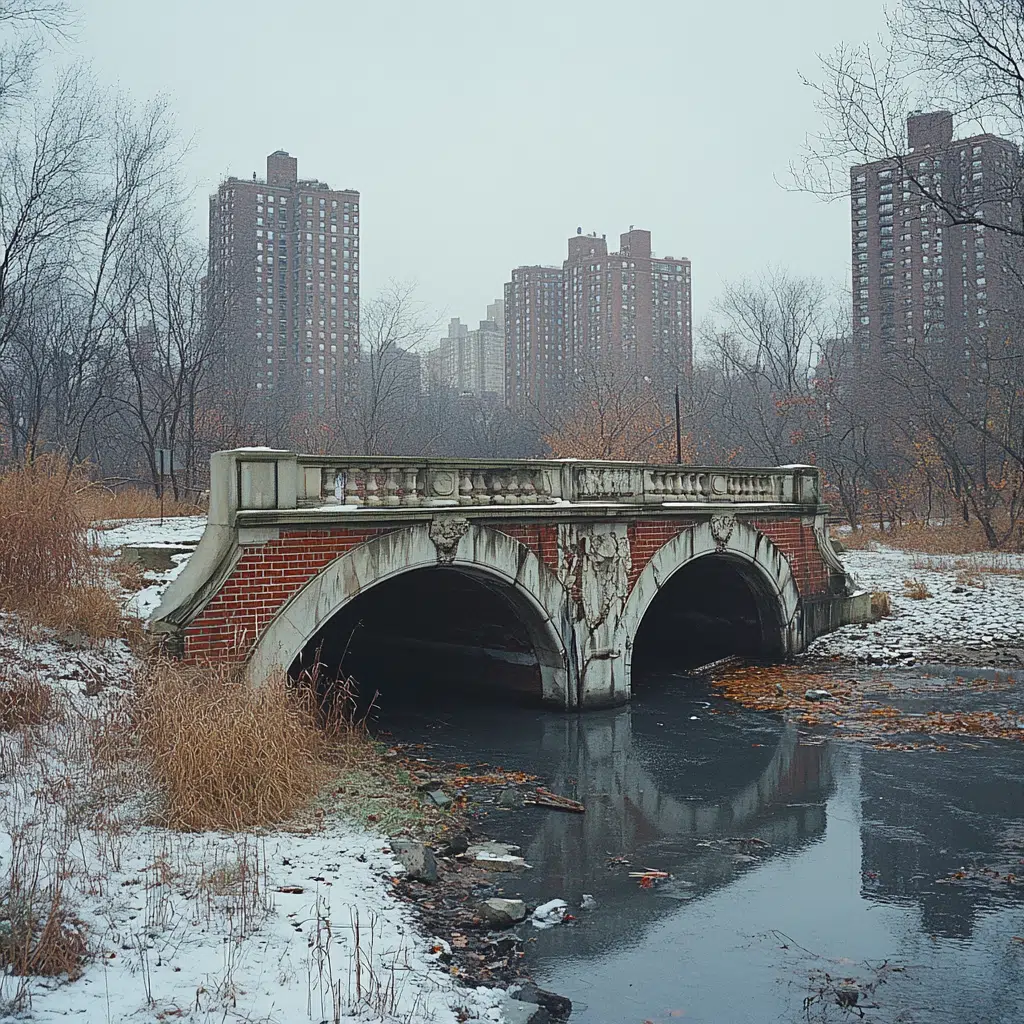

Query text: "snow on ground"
[91, 516, 208, 551]
[0, 515, 508, 1023]
[808, 545, 1024, 664]
[91, 516, 207, 620]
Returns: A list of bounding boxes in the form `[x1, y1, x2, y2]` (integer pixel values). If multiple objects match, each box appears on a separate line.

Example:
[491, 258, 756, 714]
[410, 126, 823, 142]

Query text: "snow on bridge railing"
[213, 450, 821, 514]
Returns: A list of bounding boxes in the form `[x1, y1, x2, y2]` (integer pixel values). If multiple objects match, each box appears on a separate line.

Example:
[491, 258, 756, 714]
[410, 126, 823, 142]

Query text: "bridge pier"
[152, 450, 872, 709]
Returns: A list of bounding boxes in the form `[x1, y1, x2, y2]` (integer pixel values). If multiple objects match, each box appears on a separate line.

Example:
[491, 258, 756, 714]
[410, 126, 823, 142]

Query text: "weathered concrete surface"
[152, 449, 868, 709]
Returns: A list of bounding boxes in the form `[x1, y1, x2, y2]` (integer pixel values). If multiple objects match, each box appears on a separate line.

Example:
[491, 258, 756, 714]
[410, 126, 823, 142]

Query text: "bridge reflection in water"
[378, 677, 834, 960]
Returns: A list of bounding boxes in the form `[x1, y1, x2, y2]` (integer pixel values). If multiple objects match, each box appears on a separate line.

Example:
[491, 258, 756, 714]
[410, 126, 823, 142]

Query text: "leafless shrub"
[0, 673, 51, 730]
[902, 578, 932, 600]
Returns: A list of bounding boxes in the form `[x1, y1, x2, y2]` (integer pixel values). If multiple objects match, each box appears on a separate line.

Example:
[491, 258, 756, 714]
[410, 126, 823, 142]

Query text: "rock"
[420, 789, 452, 808]
[497, 995, 553, 1024]
[467, 841, 529, 871]
[390, 840, 437, 883]
[498, 788, 523, 808]
[530, 898, 568, 928]
[486, 934, 522, 956]
[476, 897, 527, 929]
[835, 983, 860, 1007]
[732, 853, 758, 865]
[415, 777, 443, 791]
[580, 893, 597, 910]
[512, 981, 573, 1020]
[804, 689, 832, 701]
[830, 536, 847, 554]
[439, 833, 469, 857]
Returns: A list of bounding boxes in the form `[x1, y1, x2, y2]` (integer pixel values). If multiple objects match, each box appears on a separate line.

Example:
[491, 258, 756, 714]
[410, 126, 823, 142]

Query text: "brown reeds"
[133, 661, 327, 831]
[0, 457, 121, 637]
[902, 578, 932, 599]
[78, 484, 202, 522]
[0, 673, 52, 731]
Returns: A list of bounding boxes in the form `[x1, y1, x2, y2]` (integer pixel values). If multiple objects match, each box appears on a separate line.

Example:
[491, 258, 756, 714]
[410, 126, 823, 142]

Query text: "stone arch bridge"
[153, 449, 869, 709]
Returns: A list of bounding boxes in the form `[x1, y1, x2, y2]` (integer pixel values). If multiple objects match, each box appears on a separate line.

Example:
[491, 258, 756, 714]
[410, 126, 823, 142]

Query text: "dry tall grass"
[839, 520, 1015, 554]
[0, 457, 122, 638]
[902, 578, 932, 600]
[134, 662, 328, 831]
[0, 673, 52, 731]
[79, 484, 202, 522]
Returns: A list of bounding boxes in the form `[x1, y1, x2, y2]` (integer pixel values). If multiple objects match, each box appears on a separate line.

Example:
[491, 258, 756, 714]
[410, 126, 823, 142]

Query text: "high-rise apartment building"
[423, 299, 506, 398]
[504, 228, 692, 412]
[851, 111, 1021, 365]
[207, 151, 360, 410]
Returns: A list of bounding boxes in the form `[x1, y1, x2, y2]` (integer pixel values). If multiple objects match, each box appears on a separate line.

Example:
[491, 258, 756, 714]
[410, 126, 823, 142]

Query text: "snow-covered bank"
[1, 515, 508, 1023]
[92, 516, 206, 619]
[808, 545, 1024, 666]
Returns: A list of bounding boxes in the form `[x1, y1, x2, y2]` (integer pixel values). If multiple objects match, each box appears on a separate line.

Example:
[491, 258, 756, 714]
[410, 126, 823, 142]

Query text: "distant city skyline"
[72, 0, 893, 342]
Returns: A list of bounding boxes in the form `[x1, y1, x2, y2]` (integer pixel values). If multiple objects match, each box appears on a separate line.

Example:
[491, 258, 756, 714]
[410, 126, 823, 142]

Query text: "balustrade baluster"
[506, 472, 520, 504]
[365, 467, 381, 506]
[520, 473, 536, 504]
[458, 471, 473, 505]
[651, 470, 666, 498]
[400, 467, 421, 506]
[344, 467, 363, 506]
[381, 467, 399, 506]
[491, 472, 505, 504]
[321, 468, 339, 504]
[472, 471, 489, 504]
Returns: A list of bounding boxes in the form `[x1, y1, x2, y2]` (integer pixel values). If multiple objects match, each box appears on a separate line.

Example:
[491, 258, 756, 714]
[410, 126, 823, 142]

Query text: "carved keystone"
[710, 514, 735, 552]
[428, 515, 469, 564]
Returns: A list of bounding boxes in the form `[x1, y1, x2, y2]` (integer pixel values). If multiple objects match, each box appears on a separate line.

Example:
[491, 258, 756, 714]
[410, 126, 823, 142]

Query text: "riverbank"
[807, 544, 1024, 668]
[0, 515, 522, 1023]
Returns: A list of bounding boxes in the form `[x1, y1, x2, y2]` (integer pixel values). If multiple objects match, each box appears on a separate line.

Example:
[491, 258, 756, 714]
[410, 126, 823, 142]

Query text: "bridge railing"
[211, 450, 820, 514]
[260, 455, 819, 510]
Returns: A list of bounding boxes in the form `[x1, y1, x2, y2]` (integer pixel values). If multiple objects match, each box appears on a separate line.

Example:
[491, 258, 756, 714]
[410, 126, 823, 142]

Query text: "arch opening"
[631, 553, 786, 678]
[289, 566, 559, 710]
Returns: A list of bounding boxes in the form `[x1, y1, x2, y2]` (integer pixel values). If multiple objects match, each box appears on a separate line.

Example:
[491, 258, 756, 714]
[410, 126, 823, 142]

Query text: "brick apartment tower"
[207, 151, 360, 415]
[851, 111, 1021, 366]
[504, 228, 692, 412]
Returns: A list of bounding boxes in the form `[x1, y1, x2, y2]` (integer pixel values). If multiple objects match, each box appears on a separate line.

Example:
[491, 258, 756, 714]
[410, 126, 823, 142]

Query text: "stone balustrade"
[203, 452, 819, 513]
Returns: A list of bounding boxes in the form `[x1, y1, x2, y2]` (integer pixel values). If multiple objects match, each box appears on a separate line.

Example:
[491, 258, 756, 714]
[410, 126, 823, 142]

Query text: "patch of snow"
[0, 622, 509, 1023]
[91, 516, 207, 551]
[808, 546, 1024, 664]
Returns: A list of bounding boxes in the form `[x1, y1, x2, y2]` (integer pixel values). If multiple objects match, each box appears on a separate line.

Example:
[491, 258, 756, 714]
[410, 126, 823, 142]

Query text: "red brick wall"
[753, 517, 830, 597]
[626, 519, 694, 589]
[497, 523, 559, 575]
[182, 514, 831, 664]
[185, 527, 390, 661]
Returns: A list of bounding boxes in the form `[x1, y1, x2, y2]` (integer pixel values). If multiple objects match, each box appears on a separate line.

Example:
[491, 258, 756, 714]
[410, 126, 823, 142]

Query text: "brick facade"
[185, 527, 390, 660]
[626, 519, 692, 589]
[752, 517, 830, 597]
[182, 516, 832, 663]
[497, 523, 559, 575]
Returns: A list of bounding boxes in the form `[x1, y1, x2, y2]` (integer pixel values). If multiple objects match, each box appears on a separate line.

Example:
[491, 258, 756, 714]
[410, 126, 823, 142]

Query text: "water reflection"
[379, 668, 1024, 1022]
[860, 744, 1024, 940]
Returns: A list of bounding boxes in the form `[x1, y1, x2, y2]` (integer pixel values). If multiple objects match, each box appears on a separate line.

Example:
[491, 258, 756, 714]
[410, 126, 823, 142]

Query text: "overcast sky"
[75, 0, 889, 341]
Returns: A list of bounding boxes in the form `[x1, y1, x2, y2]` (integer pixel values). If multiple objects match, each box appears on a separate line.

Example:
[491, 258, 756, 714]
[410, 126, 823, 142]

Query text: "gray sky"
[75, 0, 888, 338]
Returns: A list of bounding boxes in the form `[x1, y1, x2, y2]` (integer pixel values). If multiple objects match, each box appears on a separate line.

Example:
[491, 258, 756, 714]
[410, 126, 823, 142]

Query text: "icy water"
[377, 668, 1024, 1024]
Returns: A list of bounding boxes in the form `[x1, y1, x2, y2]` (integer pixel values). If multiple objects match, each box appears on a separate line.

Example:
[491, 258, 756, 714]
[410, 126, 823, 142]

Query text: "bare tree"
[339, 280, 439, 455]
[539, 352, 677, 461]
[794, 0, 1024, 239]
[698, 270, 833, 465]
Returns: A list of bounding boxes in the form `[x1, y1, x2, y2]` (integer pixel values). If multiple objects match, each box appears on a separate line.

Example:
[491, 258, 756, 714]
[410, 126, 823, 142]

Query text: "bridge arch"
[621, 519, 801, 684]
[246, 521, 570, 704]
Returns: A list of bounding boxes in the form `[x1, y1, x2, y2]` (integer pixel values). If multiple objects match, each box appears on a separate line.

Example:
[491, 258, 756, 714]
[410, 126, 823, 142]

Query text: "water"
[377, 670, 1024, 1023]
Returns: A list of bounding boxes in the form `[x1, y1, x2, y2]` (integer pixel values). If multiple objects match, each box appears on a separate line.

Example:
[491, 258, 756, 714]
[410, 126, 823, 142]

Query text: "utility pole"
[674, 384, 682, 464]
